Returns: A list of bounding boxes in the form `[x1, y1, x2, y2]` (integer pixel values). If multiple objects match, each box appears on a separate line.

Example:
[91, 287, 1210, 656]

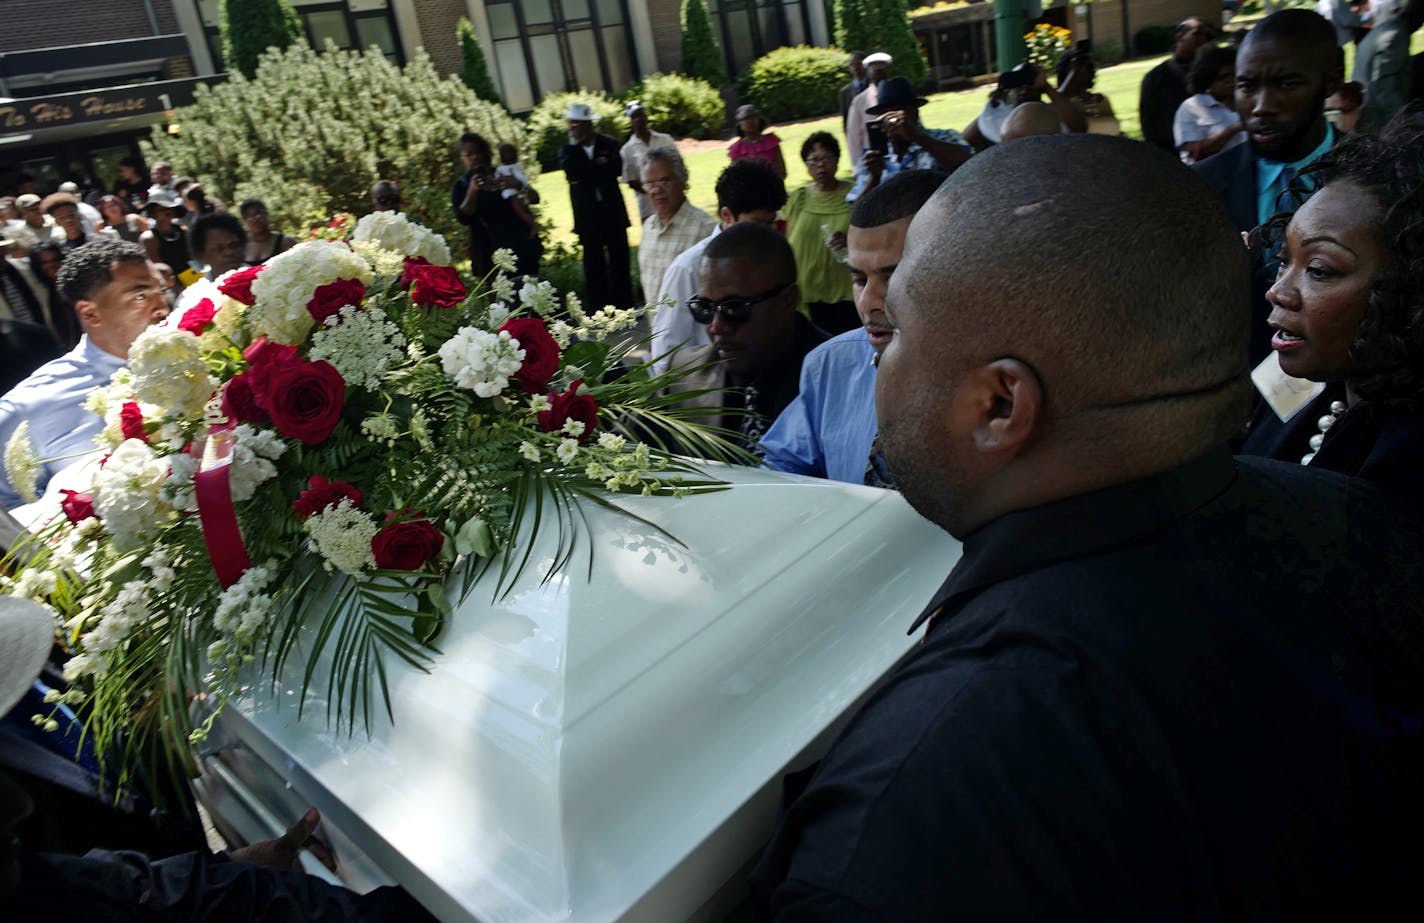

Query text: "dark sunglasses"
[687, 283, 791, 325]
[375, 194, 401, 205]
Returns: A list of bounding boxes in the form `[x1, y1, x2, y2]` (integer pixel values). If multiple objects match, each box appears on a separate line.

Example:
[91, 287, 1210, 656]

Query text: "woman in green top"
[783, 132, 857, 335]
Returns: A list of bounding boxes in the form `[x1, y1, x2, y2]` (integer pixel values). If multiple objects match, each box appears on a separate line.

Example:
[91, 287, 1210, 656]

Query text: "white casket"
[193, 467, 962, 921]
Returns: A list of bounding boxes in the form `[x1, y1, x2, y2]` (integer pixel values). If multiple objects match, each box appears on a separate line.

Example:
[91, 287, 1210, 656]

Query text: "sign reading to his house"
[0, 77, 210, 137]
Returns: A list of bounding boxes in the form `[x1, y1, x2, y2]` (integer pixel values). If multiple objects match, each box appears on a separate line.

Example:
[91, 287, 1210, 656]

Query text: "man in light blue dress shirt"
[0, 240, 167, 508]
[761, 171, 943, 484]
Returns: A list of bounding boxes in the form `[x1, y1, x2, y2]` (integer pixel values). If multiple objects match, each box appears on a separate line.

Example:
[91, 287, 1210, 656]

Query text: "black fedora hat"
[867, 76, 929, 115]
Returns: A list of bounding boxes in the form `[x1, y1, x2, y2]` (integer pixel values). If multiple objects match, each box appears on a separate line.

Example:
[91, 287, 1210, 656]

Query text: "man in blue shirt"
[761, 171, 943, 484]
[846, 77, 972, 203]
[0, 239, 167, 508]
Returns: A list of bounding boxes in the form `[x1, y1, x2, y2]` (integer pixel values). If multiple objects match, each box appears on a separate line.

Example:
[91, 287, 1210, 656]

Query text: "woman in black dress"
[1240, 113, 1424, 512]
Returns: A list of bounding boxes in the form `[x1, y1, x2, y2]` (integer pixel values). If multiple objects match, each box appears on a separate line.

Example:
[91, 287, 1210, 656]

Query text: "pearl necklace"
[1301, 400, 1348, 465]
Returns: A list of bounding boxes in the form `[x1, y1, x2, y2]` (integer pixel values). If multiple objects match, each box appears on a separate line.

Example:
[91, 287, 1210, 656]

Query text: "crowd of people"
[4, 4, 1424, 918]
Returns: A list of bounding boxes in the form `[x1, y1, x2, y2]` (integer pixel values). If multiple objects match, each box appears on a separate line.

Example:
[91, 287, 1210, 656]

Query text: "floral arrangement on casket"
[2, 211, 736, 791]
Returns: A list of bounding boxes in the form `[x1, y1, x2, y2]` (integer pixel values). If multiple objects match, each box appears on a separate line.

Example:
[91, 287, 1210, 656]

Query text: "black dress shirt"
[751, 449, 1424, 919]
[1139, 56, 1191, 153]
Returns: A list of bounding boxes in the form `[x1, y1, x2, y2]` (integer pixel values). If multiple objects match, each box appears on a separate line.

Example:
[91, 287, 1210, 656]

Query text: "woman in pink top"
[728, 104, 786, 179]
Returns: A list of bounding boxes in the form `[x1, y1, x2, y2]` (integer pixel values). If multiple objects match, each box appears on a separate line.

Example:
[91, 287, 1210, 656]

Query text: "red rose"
[537, 380, 598, 444]
[218, 265, 264, 306]
[177, 298, 218, 335]
[220, 374, 268, 423]
[241, 338, 303, 412]
[500, 318, 561, 394]
[265, 358, 346, 445]
[307, 278, 366, 323]
[293, 475, 363, 519]
[370, 512, 444, 571]
[120, 401, 148, 443]
[407, 263, 466, 309]
[59, 489, 96, 523]
[399, 256, 431, 287]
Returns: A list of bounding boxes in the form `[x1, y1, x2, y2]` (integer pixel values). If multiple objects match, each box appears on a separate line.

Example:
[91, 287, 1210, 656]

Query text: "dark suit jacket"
[1193, 143, 1274, 363]
[839, 80, 864, 126]
[558, 133, 629, 236]
[0, 317, 62, 395]
[1139, 57, 1190, 153]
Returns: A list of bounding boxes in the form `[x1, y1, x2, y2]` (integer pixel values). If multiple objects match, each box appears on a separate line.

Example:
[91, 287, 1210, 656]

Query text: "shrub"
[1023, 24, 1072, 72]
[833, 0, 927, 88]
[681, 0, 730, 89]
[1135, 25, 1176, 56]
[627, 73, 725, 139]
[144, 43, 528, 247]
[526, 91, 632, 167]
[220, 0, 303, 79]
[457, 16, 502, 105]
[741, 46, 849, 122]
[1094, 37, 1126, 68]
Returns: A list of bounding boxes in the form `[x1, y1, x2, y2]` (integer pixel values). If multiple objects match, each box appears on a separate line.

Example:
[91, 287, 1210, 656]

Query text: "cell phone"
[999, 67, 1036, 91]
[866, 120, 887, 154]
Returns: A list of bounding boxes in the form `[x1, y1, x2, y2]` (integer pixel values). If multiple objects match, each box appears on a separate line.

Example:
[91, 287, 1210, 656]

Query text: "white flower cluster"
[211, 559, 278, 647]
[491, 248, 518, 274]
[4, 421, 40, 504]
[64, 578, 148, 681]
[228, 425, 286, 501]
[491, 273, 516, 304]
[161, 452, 199, 512]
[248, 241, 374, 345]
[351, 211, 452, 266]
[438, 326, 525, 398]
[92, 439, 171, 549]
[309, 305, 407, 392]
[518, 278, 559, 317]
[3, 567, 57, 602]
[128, 326, 219, 420]
[304, 499, 378, 575]
[581, 441, 660, 493]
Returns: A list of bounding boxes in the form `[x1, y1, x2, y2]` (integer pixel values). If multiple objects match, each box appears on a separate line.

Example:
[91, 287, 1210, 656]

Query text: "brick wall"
[411, 0, 464, 76]
[1067, 0, 1222, 54]
[649, 0, 682, 74]
[0, 0, 181, 53]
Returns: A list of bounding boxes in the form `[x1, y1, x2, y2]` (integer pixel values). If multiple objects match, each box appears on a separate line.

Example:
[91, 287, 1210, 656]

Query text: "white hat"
[0, 597, 55, 716]
[863, 52, 893, 66]
[564, 102, 598, 122]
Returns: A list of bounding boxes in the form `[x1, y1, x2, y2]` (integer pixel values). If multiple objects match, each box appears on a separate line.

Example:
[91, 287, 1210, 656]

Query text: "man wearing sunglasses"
[661, 223, 824, 449]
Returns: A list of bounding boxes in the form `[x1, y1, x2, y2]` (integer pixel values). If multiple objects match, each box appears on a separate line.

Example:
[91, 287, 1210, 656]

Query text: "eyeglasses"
[687, 283, 791, 325]
[643, 178, 681, 189]
[374, 195, 400, 205]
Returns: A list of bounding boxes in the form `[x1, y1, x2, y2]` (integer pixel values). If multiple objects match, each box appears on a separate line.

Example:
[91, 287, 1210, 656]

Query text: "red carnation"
[265, 359, 346, 445]
[120, 401, 148, 443]
[218, 265, 264, 306]
[500, 318, 561, 394]
[177, 298, 218, 335]
[406, 262, 466, 309]
[371, 511, 445, 571]
[537, 380, 598, 444]
[220, 374, 268, 424]
[293, 475, 363, 519]
[307, 278, 366, 324]
[59, 489, 96, 523]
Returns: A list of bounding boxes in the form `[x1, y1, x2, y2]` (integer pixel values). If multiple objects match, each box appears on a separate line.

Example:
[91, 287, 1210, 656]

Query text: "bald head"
[1000, 102, 1061, 142]
[876, 135, 1253, 536]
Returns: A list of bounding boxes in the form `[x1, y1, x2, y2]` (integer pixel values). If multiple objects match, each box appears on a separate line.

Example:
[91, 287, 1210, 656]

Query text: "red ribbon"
[193, 424, 251, 589]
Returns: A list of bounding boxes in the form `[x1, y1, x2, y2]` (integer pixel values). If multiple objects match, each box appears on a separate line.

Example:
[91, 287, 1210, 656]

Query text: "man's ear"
[74, 297, 100, 331]
[963, 358, 1042, 455]
[718, 206, 734, 226]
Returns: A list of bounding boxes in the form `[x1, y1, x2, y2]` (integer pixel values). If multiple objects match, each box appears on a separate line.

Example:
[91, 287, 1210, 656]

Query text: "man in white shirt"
[637, 149, 716, 309]
[620, 101, 677, 223]
[844, 52, 893, 171]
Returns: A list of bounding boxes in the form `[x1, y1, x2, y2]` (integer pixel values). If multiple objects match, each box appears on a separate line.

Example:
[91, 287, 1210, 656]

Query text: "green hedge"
[741, 46, 849, 123]
[527, 91, 632, 167]
[221, 0, 303, 79]
[626, 72, 725, 139]
[681, 0, 730, 89]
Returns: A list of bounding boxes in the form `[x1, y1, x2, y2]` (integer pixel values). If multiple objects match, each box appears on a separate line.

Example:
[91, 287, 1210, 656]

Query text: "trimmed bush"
[626, 72, 725, 139]
[457, 16, 502, 105]
[144, 43, 527, 247]
[221, 0, 303, 78]
[741, 46, 849, 122]
[526, 91, 631, 167]
[834, 0, 927, 88]
[681, 0, 730, 89]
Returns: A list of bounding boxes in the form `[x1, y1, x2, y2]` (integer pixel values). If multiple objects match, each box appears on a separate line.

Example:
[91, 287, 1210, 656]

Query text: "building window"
[484, 0, 638, 113]
[195, 0, 403, 72]
[706, 0, 812, 77]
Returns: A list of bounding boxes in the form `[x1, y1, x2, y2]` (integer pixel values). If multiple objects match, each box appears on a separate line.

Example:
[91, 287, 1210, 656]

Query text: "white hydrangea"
[211, 559, 278, 646]
[304, 499, 378, 576]
[142, 547, 176, 594]
[309, 305, 407, 392]
[92, 439, 171, 549]
[247, 240, 374, 345]
[349, 240, 405, 277]
[160, 453, 199, 512]
[128, 326, 218, 420]
[350, 211, 452, 266]
[438, 326, 525, 398]
[4, 421, 40, 504]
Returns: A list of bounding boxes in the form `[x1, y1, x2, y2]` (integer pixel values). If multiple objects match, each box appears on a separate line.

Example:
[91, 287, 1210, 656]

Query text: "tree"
[834, 0, 927, 88]
[457, 17, 503, 106]
[145, 43, 528, 247]
[221, 0, 305, 79]
[680, 0, 729, 89]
